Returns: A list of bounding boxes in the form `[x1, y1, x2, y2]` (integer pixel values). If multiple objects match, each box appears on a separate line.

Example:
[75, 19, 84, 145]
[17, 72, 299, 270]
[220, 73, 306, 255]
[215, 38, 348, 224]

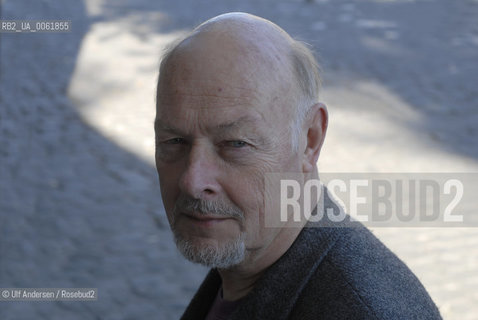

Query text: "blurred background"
[1, 0, 477, 319]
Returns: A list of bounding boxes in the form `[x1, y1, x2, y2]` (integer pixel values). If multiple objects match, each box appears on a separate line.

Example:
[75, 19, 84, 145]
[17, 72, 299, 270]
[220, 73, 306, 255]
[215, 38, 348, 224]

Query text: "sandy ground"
[1, 0, 478, 319]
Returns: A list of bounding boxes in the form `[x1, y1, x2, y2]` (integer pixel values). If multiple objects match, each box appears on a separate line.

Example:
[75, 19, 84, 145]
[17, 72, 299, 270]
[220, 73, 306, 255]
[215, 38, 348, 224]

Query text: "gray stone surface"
[1, 0, 477, 319]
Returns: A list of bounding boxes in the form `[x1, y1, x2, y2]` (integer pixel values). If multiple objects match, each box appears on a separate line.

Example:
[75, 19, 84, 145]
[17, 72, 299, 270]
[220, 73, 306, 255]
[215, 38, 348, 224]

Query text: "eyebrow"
[154, 115, 262, 135]
[213, 115, 262, 134]
[154, 119, 181, 134]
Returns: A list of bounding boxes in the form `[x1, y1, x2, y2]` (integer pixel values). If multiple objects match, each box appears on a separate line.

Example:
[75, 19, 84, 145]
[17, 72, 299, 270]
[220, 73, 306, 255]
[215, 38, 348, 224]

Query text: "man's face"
[155, 39, 300, 268]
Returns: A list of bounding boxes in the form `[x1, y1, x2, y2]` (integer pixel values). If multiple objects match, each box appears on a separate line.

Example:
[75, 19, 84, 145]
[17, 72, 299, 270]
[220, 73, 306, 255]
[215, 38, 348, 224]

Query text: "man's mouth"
[182, 212, 231, 226]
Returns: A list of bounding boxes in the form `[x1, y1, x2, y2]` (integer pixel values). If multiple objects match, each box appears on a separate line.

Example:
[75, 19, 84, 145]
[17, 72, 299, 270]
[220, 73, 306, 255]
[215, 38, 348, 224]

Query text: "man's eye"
[225, 140, 247, 148]
[165, 138, 185, 144]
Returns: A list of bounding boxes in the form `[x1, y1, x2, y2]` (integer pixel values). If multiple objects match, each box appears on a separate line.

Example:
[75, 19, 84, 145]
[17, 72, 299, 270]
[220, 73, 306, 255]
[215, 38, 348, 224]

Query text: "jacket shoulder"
[290, 226, 442, 320]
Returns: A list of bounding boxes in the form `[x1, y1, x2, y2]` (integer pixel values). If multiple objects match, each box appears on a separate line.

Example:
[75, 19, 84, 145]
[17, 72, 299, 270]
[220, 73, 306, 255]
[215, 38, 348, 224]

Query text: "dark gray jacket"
[180, 210, 442, 319]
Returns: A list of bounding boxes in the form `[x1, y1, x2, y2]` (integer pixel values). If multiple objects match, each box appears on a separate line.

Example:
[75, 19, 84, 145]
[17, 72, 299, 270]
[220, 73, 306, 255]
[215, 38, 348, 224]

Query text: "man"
[154, 12, 441, 320]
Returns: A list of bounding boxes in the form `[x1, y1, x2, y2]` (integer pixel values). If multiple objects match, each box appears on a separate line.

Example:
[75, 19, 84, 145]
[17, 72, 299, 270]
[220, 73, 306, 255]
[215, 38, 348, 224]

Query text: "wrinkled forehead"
[157, 54, 266, 125]
[158, 50, 263, 102]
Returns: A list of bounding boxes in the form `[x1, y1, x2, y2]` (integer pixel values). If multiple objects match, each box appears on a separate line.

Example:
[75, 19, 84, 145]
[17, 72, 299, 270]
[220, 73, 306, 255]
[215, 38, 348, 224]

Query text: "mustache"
[172, 194, 244, 221]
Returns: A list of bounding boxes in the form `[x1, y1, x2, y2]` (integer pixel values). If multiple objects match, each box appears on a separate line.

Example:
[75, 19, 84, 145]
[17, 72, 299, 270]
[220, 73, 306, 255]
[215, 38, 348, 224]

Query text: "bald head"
[165, 13, 295, 70]
[156, 12, 321, 150]
[191, 13, 296, 67]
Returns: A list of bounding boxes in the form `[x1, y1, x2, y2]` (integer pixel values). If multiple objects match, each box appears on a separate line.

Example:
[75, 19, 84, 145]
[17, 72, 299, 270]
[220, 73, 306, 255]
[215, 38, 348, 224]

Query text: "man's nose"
[178, 144, 221, 200]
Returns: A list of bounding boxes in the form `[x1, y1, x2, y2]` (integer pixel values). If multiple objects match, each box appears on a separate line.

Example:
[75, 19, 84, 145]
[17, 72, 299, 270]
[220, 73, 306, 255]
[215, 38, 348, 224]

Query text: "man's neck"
[217, 218, 307, 301]
[218, 170, 318, 301]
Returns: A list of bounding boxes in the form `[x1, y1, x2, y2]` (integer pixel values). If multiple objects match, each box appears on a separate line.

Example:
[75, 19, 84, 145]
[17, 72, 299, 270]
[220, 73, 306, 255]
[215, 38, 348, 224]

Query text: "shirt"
[204, 287, 242, 320]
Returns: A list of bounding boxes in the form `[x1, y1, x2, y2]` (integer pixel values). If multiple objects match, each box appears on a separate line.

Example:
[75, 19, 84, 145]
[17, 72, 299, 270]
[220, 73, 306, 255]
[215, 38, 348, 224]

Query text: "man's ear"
[302, 103, 328, 173]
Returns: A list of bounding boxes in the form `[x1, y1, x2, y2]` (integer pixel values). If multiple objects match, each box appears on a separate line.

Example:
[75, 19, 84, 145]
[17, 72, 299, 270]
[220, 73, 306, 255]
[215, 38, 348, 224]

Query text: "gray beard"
[170, 194, 247, 268]
[173, 232, 246, 269]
